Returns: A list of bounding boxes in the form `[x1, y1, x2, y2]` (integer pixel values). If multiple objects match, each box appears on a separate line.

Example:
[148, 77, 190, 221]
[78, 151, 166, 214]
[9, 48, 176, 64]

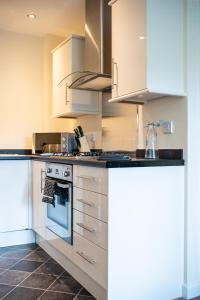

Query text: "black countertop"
[0, 154, 184, 168]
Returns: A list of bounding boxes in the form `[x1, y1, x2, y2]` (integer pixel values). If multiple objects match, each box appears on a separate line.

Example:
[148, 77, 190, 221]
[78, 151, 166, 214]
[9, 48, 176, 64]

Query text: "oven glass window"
[47, 181, 72, 244]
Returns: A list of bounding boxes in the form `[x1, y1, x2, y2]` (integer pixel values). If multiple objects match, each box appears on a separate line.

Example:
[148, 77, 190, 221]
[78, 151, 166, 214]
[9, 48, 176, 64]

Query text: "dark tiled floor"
[0, 243, 96, 300]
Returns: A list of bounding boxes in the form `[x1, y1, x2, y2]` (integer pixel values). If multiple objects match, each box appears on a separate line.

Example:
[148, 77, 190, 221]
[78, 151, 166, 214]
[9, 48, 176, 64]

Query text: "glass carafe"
[145, 123, 158, 159]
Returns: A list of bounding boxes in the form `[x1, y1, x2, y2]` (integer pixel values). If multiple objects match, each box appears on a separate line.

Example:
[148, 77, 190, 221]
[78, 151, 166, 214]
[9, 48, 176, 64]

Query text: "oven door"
[46, 181, 72, 245]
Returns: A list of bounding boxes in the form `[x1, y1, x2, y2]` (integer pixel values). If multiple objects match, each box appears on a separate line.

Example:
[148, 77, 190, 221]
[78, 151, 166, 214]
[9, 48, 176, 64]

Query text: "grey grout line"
[73, 286, 84, 300]
[0, 249, 51, 300]
[0, 245, 93, 300]
[36, 269, 66, 300]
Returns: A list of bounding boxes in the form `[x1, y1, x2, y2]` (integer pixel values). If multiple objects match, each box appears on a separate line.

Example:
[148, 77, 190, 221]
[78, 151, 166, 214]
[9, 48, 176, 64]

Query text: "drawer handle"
[77, 199, 94, 207]
[76, 222, 95, 233]
[76, 251, 96, 265]
[77, 175, 96, 181]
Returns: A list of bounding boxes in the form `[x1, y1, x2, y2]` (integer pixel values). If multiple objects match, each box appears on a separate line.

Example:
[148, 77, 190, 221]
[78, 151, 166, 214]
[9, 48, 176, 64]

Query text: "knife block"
[79, 136, 90, 152]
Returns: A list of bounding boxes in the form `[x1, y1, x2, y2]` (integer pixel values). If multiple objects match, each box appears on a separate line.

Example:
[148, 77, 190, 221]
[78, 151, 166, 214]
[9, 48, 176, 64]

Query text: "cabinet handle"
[77, 175, 97, 181]
[112, 59, 118, 95]
[76, 199, 94, 207]
[65, 85, 69, 104]
[76, 222, 95, 233]
[76, 251, 96, 265]
[40, 169, 46, 193]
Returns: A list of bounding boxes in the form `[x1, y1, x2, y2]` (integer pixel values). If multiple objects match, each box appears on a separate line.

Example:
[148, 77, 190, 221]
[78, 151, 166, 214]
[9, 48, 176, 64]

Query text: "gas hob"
[39, 151, 135, 161]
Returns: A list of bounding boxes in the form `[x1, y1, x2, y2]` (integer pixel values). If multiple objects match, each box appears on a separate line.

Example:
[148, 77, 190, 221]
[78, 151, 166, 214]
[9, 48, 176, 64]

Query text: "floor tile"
[2, 249, 32, 259]
[35, 261, 65, 276]
[10, 260, 43, 272]
[24, 250, 50, 262]
[0, 269, 29, 285]
[62, 270, 72, 278]
[12, 243, 39, 251]
[0, 284, 14, 298]
[0, 248, 9, 256]
[0, 268, 6, 274]
[3, 286, 44, 300]
[0, 257, 19, 269]
[48, 276, 82, 294]
[20, 273, 57, 290]
[46, 258, 58, 264]
[79, 288, 93, 297]
[39, 291, 75, 300]
[76, 296, 96, 300]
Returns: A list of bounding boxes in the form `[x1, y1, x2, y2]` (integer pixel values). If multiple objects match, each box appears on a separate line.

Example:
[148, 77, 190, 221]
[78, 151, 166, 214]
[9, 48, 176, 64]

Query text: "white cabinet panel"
[107, 166, 184, 300]
[109, 0, 186, 103]
[74, 187, 108, 222]
[32, 161, 47, 232]
[112, 0, 146, 98]
[73, 165, 108, 195]
[73, 232, 107, 288]
[73, 209, 107, 249]
[52, 35, 100, 117]
[0, 160, 30, 233]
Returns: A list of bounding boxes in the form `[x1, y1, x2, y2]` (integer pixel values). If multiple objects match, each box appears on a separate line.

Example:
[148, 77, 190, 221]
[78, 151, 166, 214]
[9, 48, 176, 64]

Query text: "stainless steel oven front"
[44, 163, 73, 245]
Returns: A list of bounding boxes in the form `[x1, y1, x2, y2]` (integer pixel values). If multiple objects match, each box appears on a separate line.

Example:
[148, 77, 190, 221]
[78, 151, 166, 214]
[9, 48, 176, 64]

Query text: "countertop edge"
[0, 155, 184, 168]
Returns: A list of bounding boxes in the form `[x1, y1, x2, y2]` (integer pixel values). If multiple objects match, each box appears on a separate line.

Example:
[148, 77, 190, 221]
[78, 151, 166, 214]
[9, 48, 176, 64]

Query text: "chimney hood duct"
[66, 0, 111, 92]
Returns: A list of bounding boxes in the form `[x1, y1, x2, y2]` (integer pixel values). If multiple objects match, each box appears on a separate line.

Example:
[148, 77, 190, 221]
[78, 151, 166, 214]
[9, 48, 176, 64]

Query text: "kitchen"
[0, 0, 199, 300]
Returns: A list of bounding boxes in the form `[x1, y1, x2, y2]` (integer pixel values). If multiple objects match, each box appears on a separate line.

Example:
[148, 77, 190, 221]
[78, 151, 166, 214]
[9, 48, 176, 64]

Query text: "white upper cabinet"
[109, 0, 186, 103]
[52, 35, 100, 117]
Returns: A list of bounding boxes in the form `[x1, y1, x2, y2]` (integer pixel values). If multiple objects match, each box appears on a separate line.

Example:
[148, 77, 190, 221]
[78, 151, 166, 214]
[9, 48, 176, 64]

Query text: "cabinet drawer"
[73, 166, 108, 195]
[73, 232, 107, 288]
[73, 187, 108, 222]
[73, 209, 107, 250]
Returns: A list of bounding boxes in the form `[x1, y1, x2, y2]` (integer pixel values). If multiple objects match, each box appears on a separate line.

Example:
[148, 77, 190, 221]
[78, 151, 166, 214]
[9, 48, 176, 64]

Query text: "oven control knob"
[64, 171, 70, 177]
[47, 168, 52, 173]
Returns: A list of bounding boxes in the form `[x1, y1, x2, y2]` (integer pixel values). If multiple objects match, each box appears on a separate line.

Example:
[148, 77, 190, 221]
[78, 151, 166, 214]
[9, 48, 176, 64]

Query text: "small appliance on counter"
[32, 132, 78, 154]
[74, 126, 90, 152]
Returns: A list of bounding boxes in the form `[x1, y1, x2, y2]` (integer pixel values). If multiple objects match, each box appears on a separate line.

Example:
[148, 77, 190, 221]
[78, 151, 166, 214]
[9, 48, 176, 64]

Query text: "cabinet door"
[32, 161, 46, 231]
[0, 161, 30, 232]
[111, 0, 146, 98]
[52, 41, 72, 116]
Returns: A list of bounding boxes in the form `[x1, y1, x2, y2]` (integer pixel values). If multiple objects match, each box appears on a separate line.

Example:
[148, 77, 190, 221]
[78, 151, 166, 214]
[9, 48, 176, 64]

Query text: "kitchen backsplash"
[75, 93, 141, 151]
[143, 96, 187, 150]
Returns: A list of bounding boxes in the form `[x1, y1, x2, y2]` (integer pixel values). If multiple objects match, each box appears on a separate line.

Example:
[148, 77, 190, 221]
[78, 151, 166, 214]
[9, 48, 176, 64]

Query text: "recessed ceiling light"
[27, 13, 36, 19]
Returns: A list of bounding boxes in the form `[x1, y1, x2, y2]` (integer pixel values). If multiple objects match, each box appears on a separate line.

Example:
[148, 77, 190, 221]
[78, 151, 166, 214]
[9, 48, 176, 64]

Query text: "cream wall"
[100, 92, 138, 151]
[143, 96, 187, 150]
[0, 30, 76, 149]
[0, 29, 44, 148]
[102, 101, 138, 151]
[0, 29, 140, 151]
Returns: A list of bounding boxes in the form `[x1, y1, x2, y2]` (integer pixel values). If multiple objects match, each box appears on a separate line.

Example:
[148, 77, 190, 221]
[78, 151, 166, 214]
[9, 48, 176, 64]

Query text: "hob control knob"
[64, 171, 70, 177]
[47, 168, 52, 173]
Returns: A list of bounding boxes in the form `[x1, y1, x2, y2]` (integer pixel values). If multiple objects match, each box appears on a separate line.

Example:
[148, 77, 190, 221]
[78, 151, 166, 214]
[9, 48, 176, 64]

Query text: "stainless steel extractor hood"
[67, 0, 111, 92]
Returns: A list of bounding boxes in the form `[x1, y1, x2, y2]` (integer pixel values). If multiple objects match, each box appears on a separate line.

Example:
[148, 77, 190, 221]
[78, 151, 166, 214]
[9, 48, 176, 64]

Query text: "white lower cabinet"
[73, 232, 107, 289]
[0, 160, 31, 233]
[73, 165, 108, 290]
[73, 165, 108, 194]
[33, 163, 184, 300]
[73, 187, 108, 222]
[73, 209, 107, 250]
[32, 160, 46, 232]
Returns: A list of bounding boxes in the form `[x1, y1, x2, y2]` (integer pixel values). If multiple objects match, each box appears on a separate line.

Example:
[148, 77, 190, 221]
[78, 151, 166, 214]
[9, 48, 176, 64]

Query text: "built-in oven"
[42, 163, 73, 245]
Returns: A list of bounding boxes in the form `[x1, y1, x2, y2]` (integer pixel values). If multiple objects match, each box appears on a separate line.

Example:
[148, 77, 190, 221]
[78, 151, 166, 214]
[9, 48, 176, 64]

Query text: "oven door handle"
[56, 182, 70, 189]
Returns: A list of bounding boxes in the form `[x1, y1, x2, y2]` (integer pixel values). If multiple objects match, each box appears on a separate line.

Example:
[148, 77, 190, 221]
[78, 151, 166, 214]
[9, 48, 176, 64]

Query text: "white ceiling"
[0, 0, 85, 37]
